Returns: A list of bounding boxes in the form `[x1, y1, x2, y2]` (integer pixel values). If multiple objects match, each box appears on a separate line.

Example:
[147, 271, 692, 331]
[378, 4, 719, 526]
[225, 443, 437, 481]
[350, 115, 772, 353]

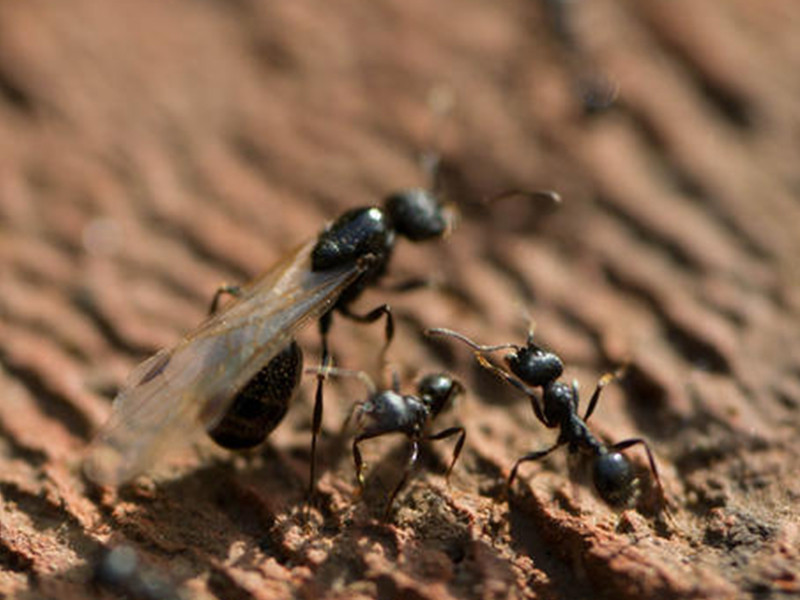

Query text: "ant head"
[383, 189, 452, 241]
[507, 344, 564, 388]
[417, 372, 464, 418]
[592, 452, 636, 506]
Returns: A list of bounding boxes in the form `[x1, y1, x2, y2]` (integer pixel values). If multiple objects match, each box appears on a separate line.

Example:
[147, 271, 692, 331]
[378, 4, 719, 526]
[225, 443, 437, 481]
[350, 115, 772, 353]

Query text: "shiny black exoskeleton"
[204, 286, 305, 451]
[426, 327, 664, 507]
[312, 189, 451, 351]
[319, 369, 465, 517]
[208, 341, 302, 449]
[309, 189, 452, 494]
[355, 372, 465, 516]
[208, 190, 452, 491]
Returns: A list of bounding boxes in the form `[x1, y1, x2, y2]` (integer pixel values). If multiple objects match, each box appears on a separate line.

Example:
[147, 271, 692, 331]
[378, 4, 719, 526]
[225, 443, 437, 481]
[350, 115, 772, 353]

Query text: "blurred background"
[1, 0, 799, 598]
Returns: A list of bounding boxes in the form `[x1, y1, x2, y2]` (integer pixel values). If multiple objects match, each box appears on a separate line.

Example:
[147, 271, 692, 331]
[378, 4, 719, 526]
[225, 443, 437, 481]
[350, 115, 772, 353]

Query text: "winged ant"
[83, 183, 455, 490]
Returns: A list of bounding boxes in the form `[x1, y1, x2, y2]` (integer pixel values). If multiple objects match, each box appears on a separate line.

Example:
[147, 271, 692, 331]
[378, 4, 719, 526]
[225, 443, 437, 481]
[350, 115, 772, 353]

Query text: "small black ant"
[426, 327, 664, 508]
[310, 366, 465, 518]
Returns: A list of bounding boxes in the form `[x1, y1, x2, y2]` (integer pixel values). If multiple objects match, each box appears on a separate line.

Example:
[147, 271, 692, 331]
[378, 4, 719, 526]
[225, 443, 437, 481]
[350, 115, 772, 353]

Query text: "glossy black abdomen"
[208, 341, 303, 450]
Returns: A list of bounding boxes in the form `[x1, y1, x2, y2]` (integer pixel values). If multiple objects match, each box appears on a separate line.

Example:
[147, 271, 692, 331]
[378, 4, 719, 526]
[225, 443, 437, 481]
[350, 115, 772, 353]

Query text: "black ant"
[310, 366, 465, 518]
[426, 327, 664, 509]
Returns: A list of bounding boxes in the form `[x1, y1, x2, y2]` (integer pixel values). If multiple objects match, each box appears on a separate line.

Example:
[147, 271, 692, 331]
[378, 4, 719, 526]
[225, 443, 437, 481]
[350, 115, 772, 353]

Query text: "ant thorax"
[355, 391, 427, 437]
[543, 381, 577, 426]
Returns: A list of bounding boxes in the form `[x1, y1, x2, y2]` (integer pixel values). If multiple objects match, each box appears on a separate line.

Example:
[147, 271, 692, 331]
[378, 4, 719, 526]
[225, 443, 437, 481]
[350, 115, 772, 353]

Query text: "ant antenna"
[422, 84, 456, 197]
[426, 328, 520, 353]
[484, 189, 562, 206]
[512, 303, 539, 347]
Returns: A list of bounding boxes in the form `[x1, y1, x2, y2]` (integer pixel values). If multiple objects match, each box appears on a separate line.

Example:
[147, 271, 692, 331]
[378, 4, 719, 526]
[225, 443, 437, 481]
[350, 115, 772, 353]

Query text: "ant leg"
[339, 304, 394, 362]
[308, 311, 335, 499]
[308, 364, 327, 501]
[382, 277, 472, 309]
[508, 442, 564, 488]
[305, 365, 378, 437]
[474, 354, 547, 425]
[426, 427, 466, 481]
[352, 431, 384, 497]
[583, 371, 619, 421]
[384, 439, 421, 519]
[382, 277, 431, 294]
[208, 284, 241, 315]
[610, 438, 665, 502]
[318, 311, 334, 363]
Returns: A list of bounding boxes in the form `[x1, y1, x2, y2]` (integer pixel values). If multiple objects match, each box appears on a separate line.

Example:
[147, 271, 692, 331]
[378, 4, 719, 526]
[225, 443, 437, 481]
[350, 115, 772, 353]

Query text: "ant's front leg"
[308, 311, 335, 502]
[352, 431, 384, 497]
[307, 308, 359, 500]
[426, 426, 466, 481]
[384, 439, 421, 519]
[475, 354, 547, 426]
[339, 303, 395, 362]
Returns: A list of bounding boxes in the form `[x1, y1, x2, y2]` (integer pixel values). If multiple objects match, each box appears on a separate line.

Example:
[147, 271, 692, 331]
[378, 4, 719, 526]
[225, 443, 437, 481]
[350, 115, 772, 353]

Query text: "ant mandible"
[426, 326, 665, 508]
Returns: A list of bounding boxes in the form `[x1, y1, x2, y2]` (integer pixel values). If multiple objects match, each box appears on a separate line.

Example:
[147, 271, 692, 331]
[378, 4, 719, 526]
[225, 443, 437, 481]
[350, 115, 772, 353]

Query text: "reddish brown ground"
[1, 0, 799, 598]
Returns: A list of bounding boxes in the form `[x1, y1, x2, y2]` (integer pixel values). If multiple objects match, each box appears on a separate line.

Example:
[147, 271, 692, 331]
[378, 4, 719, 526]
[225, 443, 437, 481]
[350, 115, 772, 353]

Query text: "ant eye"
[593, 452, 636, 506]
[384, 189, 447, 241]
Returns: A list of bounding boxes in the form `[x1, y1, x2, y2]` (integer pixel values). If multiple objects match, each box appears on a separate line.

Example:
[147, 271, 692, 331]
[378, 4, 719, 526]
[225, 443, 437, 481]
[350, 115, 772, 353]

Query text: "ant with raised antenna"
[308, 365, 466, 518]
[426, 326, 665, 509]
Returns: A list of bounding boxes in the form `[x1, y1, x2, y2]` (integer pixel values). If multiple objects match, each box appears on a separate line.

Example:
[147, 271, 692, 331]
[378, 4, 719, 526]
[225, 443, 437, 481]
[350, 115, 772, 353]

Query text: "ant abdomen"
[208, 341, 303, 450]
[592, 451, 636, 506]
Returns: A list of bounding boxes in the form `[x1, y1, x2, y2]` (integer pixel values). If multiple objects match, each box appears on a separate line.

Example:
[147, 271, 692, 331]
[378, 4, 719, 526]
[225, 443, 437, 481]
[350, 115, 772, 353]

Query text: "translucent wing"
[84, 239, 365, 485]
